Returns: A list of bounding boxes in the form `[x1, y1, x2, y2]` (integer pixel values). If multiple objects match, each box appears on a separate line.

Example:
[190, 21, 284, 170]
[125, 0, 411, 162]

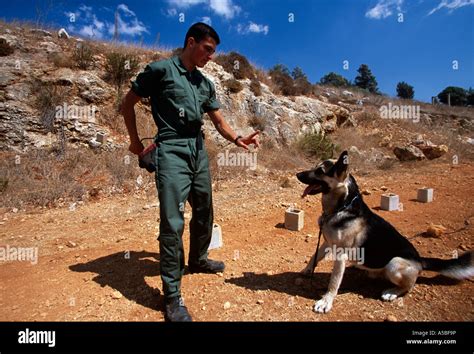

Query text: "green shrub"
[296, 132, 338, 160]
[320, 72, 351, 87]
[437, 86, 468, 106]
[396, 81, 415, 99]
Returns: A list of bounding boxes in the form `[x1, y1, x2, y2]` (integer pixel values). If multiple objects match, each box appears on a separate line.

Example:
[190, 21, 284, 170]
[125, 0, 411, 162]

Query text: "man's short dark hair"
[184, 22, 220, 48]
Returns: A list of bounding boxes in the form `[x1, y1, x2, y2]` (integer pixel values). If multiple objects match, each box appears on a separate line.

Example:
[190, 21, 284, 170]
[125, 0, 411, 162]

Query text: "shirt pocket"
[162, 88, 188, 100]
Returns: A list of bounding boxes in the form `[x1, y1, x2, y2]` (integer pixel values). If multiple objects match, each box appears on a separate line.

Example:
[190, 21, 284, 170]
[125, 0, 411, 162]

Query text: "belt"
[155, 131, 205, 150]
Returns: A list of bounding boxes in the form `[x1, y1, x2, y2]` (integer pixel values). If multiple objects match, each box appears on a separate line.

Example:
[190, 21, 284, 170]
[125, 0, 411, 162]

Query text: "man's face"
[187, 36, 217, 67]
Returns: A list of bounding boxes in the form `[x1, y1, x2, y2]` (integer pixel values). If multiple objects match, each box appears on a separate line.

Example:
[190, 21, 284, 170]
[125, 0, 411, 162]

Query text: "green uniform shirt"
[131, 55, 220, 139]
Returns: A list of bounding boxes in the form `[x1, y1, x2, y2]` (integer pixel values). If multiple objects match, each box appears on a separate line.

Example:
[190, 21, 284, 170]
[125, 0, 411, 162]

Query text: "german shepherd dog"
[297, 151, 473, 313]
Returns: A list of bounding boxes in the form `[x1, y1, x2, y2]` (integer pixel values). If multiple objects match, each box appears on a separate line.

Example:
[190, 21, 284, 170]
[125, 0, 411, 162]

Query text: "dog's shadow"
[226, 267, 389, 300]
[225, 268, 464, 301]
[69, 250, 163, 311]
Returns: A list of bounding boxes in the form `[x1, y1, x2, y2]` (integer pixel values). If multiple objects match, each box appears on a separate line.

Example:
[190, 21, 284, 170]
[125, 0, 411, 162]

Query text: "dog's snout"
[296, 172, 306, 183]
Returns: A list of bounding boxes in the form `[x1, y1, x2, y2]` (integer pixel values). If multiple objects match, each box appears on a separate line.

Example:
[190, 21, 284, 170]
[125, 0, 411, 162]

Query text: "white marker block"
[417, 188, 433, 203]
[96, 132, 106, 144]
[381, 193, 399, 211]
[208, 223, 223, 250]
[285, 208, 304, 231]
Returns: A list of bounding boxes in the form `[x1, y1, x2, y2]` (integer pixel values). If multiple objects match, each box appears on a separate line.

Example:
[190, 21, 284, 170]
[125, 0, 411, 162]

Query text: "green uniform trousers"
[155, 136, 213, 299]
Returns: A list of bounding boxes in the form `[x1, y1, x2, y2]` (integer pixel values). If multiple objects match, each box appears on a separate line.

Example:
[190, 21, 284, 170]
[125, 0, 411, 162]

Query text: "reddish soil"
[0, 161, 473, 321]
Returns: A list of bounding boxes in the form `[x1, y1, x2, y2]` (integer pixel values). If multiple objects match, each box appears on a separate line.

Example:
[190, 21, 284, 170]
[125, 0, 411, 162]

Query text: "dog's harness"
[311, 194, 360, 280]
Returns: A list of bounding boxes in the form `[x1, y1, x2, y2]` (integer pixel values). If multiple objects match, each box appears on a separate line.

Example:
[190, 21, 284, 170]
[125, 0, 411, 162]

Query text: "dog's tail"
[421, 251, 474, 280]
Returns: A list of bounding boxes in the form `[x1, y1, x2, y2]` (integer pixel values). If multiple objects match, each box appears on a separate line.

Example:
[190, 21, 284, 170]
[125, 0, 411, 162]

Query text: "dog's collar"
[320, 194, 360, 224]
[337, 194, 360, 213]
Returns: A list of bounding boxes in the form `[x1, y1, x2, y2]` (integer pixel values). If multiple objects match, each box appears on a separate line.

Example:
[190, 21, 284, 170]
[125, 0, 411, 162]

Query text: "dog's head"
[297, 151, 349, 198]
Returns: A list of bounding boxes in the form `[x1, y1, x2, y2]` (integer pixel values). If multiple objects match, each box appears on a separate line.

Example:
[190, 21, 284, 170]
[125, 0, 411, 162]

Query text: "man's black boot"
[165, 296, 192, 322]
[188, 259, 225, 274]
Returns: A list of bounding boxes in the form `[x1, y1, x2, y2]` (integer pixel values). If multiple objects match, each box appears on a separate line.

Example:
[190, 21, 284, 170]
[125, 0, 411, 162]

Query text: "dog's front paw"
[381, 289, 399, 301]
[313, 295, 334, 313]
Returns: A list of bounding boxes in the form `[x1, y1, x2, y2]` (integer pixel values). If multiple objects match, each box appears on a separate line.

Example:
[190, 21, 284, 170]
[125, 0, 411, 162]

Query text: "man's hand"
[129, 140, 145, 155]
[236, 131, 260, 151]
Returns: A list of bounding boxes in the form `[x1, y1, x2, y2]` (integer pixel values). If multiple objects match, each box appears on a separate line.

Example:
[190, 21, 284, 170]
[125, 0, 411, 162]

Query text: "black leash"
[310, 226, 323, 288]
[309, 194, 360, 287]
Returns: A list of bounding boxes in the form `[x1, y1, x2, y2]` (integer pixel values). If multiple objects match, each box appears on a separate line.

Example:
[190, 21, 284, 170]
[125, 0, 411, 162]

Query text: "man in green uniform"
[121, 22, 260, 321]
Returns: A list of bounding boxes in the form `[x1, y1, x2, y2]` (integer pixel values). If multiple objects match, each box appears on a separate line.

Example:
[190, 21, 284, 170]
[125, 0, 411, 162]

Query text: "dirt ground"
[0, 161, 473, 322]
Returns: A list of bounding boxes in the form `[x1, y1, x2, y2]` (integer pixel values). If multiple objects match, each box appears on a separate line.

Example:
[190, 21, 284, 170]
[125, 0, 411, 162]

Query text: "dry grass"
[258, 139, 309, 172]
[214, 51, 255, 80]
[250, 78, 262, 96]
[98, 106, 128, 135]
[0, 147, 147, 208]
[49, 52, 74, 68]
[223, 79, 243, 94]
[73, 42, 94, 69]
[30, 79, 69, 135]
[253, 66, 273, 89]
[248, 115, 266, 131]
[352, 107, 382, 126]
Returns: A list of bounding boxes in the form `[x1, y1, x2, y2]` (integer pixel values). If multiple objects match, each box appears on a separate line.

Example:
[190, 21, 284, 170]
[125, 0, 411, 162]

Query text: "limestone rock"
[393, 145, 426, 161]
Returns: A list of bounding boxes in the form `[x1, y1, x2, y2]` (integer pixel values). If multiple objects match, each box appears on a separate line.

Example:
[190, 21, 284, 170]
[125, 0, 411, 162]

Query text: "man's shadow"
[69, 250, 163, 312]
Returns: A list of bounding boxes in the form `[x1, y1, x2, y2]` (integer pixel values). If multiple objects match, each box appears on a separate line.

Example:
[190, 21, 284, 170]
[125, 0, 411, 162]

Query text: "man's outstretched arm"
[207, 110, 260, 150]
[120, 89, 144, 155]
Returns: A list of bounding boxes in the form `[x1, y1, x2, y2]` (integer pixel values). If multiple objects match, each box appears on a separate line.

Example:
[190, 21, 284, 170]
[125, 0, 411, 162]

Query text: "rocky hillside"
[3, 21, 471, 155]
[0, 22, 361, 153]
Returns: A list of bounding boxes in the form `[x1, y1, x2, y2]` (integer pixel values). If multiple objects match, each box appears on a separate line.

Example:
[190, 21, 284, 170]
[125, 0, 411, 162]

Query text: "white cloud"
[93, 17, 104, 31]
[64, 6, 106, 39]
[166, 8, 178, 17]
[79, 25, 103, 39]
[117, 3, 136, 17]
[166, 0, 240, 19]
[237, 22, 269, 35]
[166, 0, 206, 8]
[248, 22, 269, 35]
[428, 0, 474, 15]
[64, 4, 148, 39]
[108, 5, 149, 37]
[201, 16, 212, 25]
[79, 5, 93, 13]
[366, 0, 404, 19]
[209, 0, 240, 19]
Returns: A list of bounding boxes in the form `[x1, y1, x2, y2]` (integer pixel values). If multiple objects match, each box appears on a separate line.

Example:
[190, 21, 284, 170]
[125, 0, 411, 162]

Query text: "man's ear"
[187, 37, 196, 48]
[332, 150, 349, 180]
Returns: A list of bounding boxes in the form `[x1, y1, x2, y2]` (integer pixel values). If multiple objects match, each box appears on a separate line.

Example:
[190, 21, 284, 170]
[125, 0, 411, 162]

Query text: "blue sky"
[2, 0, 473, 101]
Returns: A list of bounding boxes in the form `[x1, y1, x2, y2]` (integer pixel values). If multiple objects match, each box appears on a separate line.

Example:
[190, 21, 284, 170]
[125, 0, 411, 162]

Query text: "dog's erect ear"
[331, 150, 349, 180]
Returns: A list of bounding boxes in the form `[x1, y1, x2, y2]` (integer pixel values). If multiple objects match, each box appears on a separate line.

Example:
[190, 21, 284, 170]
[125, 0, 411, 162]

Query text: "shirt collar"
[172, 55, 196, 75]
